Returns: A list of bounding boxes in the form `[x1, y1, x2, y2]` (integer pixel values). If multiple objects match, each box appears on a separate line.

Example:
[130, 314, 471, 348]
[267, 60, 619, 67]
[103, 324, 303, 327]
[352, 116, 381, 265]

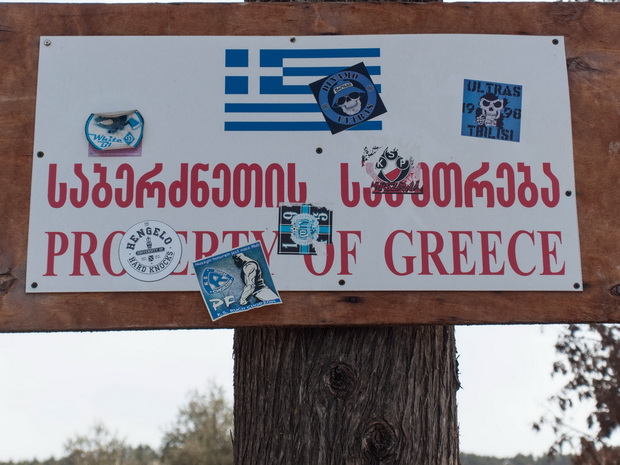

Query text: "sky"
[0, 325, 573, 461]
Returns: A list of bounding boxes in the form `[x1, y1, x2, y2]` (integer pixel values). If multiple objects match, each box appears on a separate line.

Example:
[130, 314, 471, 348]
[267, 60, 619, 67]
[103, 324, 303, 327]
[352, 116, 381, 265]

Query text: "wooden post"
[233, 326, 460, 463]
[233, 0, 459, 462]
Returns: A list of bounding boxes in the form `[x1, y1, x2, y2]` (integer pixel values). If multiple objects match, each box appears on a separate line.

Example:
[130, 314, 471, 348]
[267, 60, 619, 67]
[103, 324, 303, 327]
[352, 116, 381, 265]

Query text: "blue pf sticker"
[461, 79, 522, 142]
[193, 242, 282, 321]
[309, 62, 387, 135]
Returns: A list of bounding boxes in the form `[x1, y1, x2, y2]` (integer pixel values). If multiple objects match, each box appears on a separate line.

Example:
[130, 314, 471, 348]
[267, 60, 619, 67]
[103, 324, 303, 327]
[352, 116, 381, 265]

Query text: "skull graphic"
[476, 92, 505, 127]
[332, 80, 366, 116]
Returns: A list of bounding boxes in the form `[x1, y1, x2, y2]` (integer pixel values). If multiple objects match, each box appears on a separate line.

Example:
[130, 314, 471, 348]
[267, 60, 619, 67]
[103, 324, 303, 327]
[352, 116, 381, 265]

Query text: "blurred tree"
[459, 452, 573, 465]
[126, 447, 159, 465]
[535, 324, 620, 464]
[160, 383, 233, 465]
[63, 422, 158, 465]
[64, 422, 127, 465]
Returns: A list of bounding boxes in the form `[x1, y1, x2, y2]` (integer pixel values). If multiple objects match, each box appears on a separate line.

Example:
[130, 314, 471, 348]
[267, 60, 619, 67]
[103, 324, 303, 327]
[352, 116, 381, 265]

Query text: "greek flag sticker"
[224, 47, 384, 132]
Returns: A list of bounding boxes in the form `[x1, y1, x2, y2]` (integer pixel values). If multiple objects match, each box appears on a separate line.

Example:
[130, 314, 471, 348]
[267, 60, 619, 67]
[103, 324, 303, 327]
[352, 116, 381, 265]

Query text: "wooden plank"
[0, 2, 619, 331]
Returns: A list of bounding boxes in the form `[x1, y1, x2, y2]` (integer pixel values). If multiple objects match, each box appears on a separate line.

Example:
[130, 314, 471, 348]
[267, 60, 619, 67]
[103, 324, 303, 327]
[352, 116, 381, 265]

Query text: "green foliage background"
[0, 383, 232, 465]
[0, 381, 574, 465]
[1, 323, 617, 465]
[460, 453, 573, 465]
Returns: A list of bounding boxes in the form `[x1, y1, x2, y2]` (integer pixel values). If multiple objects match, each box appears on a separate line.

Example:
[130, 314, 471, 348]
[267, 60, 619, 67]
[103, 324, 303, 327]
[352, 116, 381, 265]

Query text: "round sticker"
[118, 220, 182, 282]
[290, 213, 320, 246]
[85, 110, 144, 151]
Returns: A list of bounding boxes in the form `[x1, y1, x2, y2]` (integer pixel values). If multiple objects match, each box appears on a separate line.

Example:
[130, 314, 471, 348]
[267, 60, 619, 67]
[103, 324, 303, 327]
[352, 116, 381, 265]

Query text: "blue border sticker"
[309, 62, 387, 135]
[461, 79, 522, 142]
[193, 242, 282, 321]
[86, 110, 144, 151]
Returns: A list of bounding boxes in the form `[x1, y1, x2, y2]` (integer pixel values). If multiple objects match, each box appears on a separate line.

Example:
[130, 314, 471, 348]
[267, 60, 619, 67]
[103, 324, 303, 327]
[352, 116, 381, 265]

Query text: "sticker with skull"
[309, 62, 387, 135]
[331, 80, 366, 116]
[461, 79, 523, 142]
[476, 92, 508, 128]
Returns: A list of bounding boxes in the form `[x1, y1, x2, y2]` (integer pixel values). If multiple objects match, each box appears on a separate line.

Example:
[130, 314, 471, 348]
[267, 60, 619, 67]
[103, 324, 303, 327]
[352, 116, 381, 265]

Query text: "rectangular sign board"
[27, 34, 582, 293]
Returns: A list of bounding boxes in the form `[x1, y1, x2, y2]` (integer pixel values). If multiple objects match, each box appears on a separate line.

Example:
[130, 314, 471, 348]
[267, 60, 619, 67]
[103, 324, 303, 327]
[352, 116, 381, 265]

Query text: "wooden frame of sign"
[0, 2, 619, 332]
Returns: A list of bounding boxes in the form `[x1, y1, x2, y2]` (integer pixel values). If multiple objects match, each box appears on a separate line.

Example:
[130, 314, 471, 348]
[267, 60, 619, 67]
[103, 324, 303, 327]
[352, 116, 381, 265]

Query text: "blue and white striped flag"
[224, 48, 383, 132]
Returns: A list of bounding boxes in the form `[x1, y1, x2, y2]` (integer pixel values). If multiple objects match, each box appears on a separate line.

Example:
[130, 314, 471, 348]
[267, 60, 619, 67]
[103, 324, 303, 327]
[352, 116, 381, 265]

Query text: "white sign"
[27, 35, 582, 292]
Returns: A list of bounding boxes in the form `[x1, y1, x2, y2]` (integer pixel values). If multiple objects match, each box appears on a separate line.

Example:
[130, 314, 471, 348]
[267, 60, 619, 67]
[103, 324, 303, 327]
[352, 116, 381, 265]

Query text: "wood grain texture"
[233, 326, 459, 464]
[0, 3, 619, 331]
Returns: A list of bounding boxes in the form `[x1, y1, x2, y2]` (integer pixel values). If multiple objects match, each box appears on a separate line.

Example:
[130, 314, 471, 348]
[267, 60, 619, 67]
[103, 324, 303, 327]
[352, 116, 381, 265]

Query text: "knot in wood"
[323, 362, 357, 397]
[0, 272, 16, 294]
[362, 420, 396, 462]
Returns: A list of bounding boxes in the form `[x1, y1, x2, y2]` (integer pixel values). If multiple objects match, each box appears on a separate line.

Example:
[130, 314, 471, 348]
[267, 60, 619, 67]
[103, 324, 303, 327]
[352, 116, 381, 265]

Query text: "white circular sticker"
[118, 220, 182, 282]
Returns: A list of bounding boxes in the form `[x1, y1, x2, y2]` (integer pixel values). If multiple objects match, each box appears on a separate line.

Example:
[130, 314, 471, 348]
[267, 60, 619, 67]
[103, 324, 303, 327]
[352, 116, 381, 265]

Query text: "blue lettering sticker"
[86, 110, 144, 152]
[461, 79, 522, 142]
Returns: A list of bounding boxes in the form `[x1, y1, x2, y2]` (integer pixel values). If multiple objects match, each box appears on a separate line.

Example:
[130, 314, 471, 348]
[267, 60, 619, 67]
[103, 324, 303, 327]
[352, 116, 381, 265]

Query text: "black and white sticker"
[118, 220, 182, 282]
